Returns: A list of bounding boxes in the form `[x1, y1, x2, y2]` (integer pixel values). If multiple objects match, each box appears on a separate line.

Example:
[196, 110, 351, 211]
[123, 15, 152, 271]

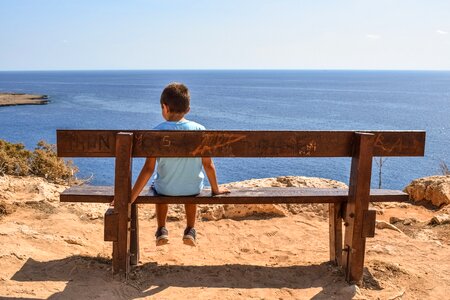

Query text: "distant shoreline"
[0, 93, 49, 107]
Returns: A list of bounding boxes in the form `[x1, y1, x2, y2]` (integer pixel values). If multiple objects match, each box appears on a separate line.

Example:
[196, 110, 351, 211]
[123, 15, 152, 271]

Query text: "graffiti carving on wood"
[66, 133, 112, 153]
[135, 133, 144, 148]
[298, 140, 317, 156]
[191, 133, 246, 156]
[374, 135, 403, 154]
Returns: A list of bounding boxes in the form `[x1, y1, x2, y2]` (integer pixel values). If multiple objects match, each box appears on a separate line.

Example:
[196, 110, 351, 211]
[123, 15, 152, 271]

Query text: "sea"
[0, 70, 449, 189]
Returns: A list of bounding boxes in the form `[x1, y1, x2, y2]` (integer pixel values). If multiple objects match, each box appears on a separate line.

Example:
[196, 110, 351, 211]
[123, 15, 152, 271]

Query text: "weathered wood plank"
[362, 210, 377, 238]
[329, 203, 343, 266]
[60, 186, 409, 204]
[343, 132, 374, 284]
[130, 204, 139, 266]
[112, 133, 133, 276]
[104, 208, 118, 242]
[57, 130, 425, 158]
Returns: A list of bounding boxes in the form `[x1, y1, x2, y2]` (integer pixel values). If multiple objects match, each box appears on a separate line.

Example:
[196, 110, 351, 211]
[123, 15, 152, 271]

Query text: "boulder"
[0, 174, 67, 202]
[198, 176, 347, 220]
[429, 214, 450, 225]
[404, 175, 450, 207]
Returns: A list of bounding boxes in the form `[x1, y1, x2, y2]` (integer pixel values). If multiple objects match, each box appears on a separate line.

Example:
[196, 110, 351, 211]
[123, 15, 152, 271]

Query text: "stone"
[198, 176, 348, 220]
[429, 214, 450, 225]
[336, 284, 365, 299]
[403, 218, 416, 226]
[389, 216, 404, 224]
[375, 221, 404, 234]
[64, 236, 84, 246]
[404, 175, 450, 206]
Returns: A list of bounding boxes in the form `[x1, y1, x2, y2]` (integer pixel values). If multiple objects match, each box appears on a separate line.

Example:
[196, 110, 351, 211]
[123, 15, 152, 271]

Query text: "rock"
[403, 218, 416, 226]
[368, 244, 396, 255]
[64, 236, 84, 246]
[0, 225, 19, 236]
[0, 200, 16, 216]
[19, 225, 39, 236]
[375, 221, 404, 234]
[389, 216, 404, 224]
[10, 252, 27, 260]
[199, 176, 348, 220]
[0, 175, 67, 203]
[429, 214, 450, 225]
[85, 212, 103, 220]
[404, 175, 450, 206]
[336, 284, 365, 299]
[201, 203, 288, 221]
[389, 216, 416, 226]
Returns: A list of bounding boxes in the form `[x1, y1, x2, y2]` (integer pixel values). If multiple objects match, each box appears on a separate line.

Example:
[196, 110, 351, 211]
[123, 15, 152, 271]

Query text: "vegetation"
[374, 157, 388, 189]
[440, 161, 449, 175]
[0, 139, 77, 184]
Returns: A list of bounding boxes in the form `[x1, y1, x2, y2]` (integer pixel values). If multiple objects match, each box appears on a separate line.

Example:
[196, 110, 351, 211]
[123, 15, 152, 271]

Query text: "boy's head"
[160, 82, 190, 115]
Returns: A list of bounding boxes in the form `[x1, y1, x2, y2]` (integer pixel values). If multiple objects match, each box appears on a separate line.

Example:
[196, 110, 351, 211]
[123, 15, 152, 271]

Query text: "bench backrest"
[56, 129, 425, 281]
[57, 130, 425, 158]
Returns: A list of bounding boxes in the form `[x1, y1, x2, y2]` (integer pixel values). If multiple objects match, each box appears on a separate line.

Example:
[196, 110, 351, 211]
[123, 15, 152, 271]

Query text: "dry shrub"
[0, 140, 31, 175]
[0, 139, 77, 184]
[440, 161, 449, 175]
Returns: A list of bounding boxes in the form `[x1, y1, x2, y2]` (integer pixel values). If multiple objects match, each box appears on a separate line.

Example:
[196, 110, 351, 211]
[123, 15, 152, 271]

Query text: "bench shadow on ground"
[7, 255, 366, 299]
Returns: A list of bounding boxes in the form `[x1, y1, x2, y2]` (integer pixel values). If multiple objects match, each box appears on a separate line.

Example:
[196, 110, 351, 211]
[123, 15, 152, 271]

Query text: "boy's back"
[153, 120, 205, 196]
[130, 82, 229, 247]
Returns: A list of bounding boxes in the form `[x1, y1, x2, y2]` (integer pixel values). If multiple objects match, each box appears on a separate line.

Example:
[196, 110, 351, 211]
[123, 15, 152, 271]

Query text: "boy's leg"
[185, 204, 197, 228]
[156, 203, 168, 227]
[155, 204, 169, 246]
[183, 204, 197, 246]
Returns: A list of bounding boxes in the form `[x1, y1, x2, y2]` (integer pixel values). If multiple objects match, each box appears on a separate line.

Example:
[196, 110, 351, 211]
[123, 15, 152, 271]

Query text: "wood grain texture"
[343, 133, 374, 283]
[60, 186, 409, 204]
[104, 208, 118, 242]
[329, 203, 343, 266]
[362, 210, 377, 238]
[130, 204, 139, 266]
[57, 130, 425, 158]
[112, 133, 133, 276]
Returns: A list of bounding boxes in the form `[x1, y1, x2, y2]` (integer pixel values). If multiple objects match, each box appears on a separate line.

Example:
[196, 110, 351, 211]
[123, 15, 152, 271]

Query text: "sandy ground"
[0, 93, 48, 106]
[0, 176, 449, 299]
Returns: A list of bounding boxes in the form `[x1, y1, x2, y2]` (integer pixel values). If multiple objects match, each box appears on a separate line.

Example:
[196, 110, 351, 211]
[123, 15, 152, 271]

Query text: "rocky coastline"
[0, 93, 49, 107]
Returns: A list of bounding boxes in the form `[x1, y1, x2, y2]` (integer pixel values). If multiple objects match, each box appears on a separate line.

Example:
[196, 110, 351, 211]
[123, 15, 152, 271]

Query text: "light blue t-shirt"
[152, 120, 206, 196]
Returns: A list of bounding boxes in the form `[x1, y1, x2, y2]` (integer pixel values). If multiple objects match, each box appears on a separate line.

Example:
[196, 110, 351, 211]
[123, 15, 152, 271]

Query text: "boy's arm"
[202, 157, 230, 195]
[130, 157, 156, 204]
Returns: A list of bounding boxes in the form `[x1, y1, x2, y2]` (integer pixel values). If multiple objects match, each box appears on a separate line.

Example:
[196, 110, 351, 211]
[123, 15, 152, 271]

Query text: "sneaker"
[183, 227, 196, 246]
[155, 226, 169, 246]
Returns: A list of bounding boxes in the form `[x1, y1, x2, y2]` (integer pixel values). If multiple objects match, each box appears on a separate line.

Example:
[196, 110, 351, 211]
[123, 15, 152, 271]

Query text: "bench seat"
[61, 186, 409, 204]
[56, 129, 425, 282]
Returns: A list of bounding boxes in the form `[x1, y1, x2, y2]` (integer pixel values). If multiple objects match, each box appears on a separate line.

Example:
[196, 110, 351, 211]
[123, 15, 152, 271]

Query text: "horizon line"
[1, 68, 450, 72]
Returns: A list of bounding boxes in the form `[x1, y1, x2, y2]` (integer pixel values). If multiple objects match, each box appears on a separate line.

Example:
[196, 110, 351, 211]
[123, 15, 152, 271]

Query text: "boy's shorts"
[151, 184, 200, 197]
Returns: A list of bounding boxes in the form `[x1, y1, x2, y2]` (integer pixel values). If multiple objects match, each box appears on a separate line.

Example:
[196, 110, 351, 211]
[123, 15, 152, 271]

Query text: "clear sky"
[1, 0, 450, 70]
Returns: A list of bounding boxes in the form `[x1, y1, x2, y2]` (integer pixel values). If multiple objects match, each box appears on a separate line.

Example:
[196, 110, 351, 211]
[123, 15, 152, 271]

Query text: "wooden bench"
[56, 129, 425, 283]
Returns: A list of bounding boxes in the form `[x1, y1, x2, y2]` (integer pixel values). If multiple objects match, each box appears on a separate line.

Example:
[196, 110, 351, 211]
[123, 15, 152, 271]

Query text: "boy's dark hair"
[160, 82, 190, 113]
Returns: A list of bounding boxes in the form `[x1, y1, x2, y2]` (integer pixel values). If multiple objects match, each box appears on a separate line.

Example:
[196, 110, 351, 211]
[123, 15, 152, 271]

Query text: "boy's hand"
[109, 199, 115, 207]
[212, 187, 231, 195]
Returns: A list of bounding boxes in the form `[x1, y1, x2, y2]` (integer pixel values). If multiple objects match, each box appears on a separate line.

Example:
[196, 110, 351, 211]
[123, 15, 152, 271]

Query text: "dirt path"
[1, 196, 449, 299]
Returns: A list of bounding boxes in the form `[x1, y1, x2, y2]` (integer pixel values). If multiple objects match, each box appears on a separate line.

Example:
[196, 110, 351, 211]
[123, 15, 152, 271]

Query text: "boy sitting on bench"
[129, 82, 230, 246]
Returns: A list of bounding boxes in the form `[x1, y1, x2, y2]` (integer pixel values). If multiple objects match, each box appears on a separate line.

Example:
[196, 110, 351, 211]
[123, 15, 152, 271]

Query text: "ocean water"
[0, 70, 449, 189]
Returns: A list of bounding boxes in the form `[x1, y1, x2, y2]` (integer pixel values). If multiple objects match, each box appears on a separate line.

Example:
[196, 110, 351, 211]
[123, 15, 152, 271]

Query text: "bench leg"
[329, 203, 343, 266]
[342, 132, 374, 284]
[112, 132, 133, 277]
[130, 203, 140, 266]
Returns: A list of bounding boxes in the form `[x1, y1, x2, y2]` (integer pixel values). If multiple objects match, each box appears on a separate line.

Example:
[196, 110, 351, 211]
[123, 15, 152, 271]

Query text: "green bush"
[0, 139, 78, 184]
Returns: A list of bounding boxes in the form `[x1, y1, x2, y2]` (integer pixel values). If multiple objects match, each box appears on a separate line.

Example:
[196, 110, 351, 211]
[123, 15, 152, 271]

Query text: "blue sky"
[1, 0, 450, 70]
